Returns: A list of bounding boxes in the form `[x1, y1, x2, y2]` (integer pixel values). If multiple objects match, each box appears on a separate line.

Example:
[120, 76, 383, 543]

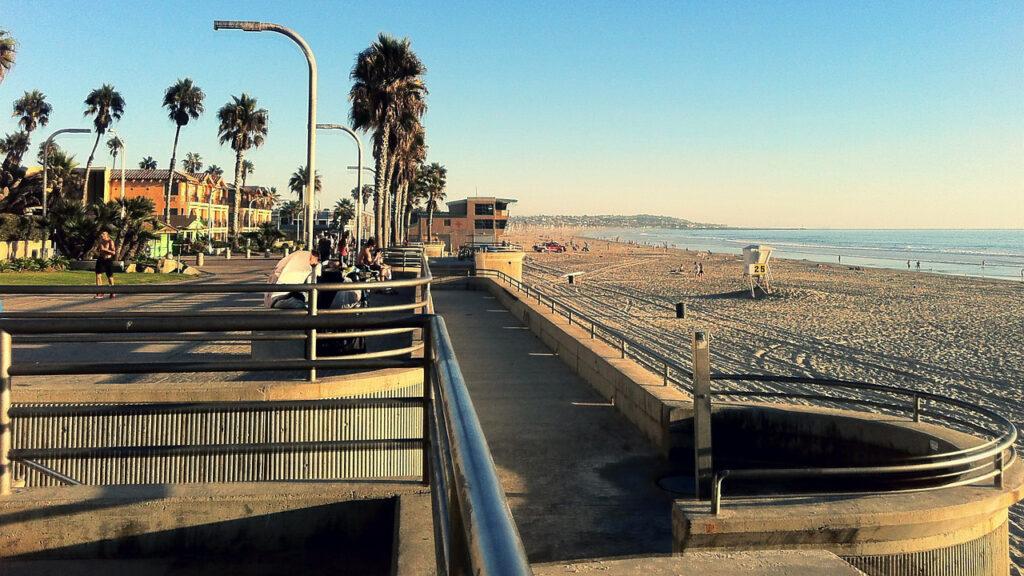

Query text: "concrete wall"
[477, 276, 691, 456]
[0, 240, 54, 260]
[0, 481, 431, 575]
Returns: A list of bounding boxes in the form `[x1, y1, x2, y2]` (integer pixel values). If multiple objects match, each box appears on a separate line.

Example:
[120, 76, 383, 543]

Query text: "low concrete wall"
[0, 482, 432, 575]
[674, 464, 1021, 576]
[474, 251, 526, 283]
[477, 276, 691, 456]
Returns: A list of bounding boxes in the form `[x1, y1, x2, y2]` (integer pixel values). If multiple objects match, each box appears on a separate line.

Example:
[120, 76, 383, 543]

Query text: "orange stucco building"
[100, 170, 272, 240]
[407, 197, 515, 250]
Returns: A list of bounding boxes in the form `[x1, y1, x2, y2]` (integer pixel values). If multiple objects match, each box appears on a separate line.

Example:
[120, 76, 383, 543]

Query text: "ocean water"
[583, 228, 1024, 281]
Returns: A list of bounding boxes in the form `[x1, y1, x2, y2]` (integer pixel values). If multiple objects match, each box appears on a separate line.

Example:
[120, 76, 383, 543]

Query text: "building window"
[443, 219, 451, 226]
[495, 219, 507, 229]
[474, 203, 494, 216]
[170, 208, 179, 216]
[474, 219, 494, 230]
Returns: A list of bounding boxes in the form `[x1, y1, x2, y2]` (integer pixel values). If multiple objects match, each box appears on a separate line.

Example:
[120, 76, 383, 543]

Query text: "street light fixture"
[214, 20, 318, 248]
[40, 128, 90, 258]
[317, 123, 364, 253]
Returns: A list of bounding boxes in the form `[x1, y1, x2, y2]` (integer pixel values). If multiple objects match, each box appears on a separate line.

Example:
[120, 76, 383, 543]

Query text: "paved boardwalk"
[433, 288, 674, 563]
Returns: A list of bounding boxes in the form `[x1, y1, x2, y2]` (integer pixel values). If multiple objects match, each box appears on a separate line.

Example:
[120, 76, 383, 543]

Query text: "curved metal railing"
[460, 266, 1018, 512]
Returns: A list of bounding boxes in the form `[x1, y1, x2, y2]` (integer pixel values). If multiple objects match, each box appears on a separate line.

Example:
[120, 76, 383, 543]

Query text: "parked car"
[533, 241, 566, 253]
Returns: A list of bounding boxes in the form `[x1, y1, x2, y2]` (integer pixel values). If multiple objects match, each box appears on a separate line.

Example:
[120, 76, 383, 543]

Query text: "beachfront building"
[407, 196, 516, 250]
[104, 169, 231, 241]
[235, 185, 275, 233]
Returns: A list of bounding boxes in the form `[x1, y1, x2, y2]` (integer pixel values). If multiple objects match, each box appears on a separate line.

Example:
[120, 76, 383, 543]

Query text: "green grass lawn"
[0, 271, 191, 285]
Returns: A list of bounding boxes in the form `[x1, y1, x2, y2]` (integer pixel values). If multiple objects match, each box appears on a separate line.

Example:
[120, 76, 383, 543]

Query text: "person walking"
[94, 230, 117, 298]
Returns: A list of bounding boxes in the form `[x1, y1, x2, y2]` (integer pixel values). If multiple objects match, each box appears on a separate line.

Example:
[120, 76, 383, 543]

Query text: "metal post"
[422, 321, 433, 485]
[550, 300, 555, 314]
[40, 128, 90, 258]
[0, 331, 11, 495]
[590, 321, 595, 339]
[995, 449, 1005, 488]
[663, 362, 669, 386]
[215, 21, 317, 248]
[316, 124, 363, 253]
[307, 287, 317, 382]
[913, 395, 921, 422]
[620, 339, 627, 359]
[567, 309, 572, 326]
[692, 331, 712, 500]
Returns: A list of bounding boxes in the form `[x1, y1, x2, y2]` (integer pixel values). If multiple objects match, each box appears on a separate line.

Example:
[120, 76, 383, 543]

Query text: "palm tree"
[82, 84, 125, 204]
[183, 152, 203, 173]
[162, 78, 205, 221]
[287, 166, 322, 204]
[333, 198, 355, 232]
[0, 131, 30, 196]
[417, 162, 447, 241]
[13, 90, 52, 138]
[217, 93, 268, 240]
[106, 135, 122, 169]
[204, 164, 223, 178]
[0, 30, 15, 86]
[387, 115, 426, 244]
[349, 33, 427, 247]
[139, 156, 157, 169]
[241, 159, 254, 187]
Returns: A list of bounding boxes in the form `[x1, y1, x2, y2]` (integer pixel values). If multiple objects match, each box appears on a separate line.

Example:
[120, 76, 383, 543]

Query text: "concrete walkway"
[433, 288, 674, 563]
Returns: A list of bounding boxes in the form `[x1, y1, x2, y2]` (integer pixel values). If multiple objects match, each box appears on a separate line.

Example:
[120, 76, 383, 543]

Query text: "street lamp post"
[41, 128, 90, 258]
[214, 20, 317, 249]
[317, 124, 364, 253]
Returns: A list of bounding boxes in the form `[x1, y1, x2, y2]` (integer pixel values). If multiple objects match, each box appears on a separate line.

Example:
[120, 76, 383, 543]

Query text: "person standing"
[94, 230, 117, 299]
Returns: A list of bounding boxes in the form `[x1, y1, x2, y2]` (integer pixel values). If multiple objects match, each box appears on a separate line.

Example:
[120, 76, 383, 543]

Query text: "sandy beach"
[509, 226, 1024, 570]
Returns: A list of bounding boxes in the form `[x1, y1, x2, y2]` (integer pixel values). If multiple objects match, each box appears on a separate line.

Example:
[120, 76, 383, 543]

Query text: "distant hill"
[509, 213, 727, 229]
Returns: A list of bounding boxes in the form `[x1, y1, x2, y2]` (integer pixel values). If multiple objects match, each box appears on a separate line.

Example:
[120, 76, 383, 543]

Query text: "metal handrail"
[0, 256, 532, 575]
[460, 267, 1018, 514]
[429, 315, 532, 575]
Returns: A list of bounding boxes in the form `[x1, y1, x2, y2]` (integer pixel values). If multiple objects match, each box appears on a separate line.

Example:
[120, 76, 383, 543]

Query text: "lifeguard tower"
[742, 244, 773, 297]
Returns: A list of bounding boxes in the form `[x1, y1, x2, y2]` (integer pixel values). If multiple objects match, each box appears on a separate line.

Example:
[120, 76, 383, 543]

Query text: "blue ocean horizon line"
[581, 227, 1024, 280]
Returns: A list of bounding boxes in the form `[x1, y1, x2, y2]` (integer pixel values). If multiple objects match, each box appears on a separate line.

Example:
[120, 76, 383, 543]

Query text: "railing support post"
[307, 287, 318, 382]
[590, 321, 595, 339]
[663, 362, 669, 386]
[692, 331, 712, 500]
[620, 339, 627, 359]
[0, 330, 11, 495]
[913, 395, 921, 422]
[422, 320, 433, 486]
[995, 449, 1005, 489]
[567, 309, 572, 326]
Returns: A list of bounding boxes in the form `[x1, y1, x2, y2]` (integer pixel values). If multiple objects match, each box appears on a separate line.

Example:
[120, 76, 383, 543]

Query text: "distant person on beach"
[907, 260, 911, 269]
[916, 261, 920, 269]
[94, 230, 116, 298]
[697, 263, 705, 278]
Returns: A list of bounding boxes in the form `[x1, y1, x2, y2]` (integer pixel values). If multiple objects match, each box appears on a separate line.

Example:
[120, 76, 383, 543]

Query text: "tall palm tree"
[0, 30, 15, 86]
[82, 84, 125, 204]
[13, 90, 52, 138]
[139, 156, 157, 169]
[241, 159, 254, 187]
[287, 166, 322, 204]
[162, 78, 205, 221]
[217, 93, 268, 240]
[204, 164, 223, 178]
[388, 116, 426, 244]
[0, 131, 30, 196]
[183, 152, 203, 173]
[418, 162, 447, 241]
[333, 198, 355, 232]
[106, 135, 122, 169]
[349, 33, 427, 247]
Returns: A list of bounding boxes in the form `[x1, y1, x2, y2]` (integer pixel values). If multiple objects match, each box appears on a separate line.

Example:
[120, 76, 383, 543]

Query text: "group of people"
[315, 231, 392, 282]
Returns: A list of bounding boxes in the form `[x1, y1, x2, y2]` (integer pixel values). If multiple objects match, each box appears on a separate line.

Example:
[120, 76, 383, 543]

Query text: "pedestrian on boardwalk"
[94, 230, 117, 298]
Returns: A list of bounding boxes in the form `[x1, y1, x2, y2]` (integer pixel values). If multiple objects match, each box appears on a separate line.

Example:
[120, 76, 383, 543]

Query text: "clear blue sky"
[2, 0, 1021, 228]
